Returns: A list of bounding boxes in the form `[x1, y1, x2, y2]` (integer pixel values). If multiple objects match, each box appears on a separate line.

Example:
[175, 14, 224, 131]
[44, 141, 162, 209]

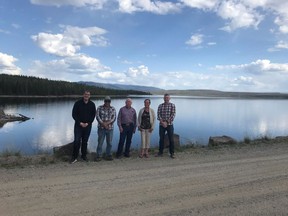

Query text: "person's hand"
[80, 122, 88, 127]
[119, 126, 123, 133]
[160, 120, 167, 128]
[102, 122, 109, 129]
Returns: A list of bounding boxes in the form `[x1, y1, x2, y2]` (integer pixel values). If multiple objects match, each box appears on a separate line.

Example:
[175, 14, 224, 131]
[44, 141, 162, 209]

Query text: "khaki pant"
[140, 129, 151, 149]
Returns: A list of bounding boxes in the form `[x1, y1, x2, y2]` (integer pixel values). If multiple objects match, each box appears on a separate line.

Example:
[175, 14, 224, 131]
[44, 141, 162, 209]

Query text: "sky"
[1, 0, 288, 92]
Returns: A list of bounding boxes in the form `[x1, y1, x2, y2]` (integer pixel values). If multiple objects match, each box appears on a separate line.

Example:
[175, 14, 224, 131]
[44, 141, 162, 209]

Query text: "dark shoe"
[81, 156, 89, 162]
[115, 154, 122, 159]
[155, 152, 163, 157]
[105, 155, 113, 161]
[170, 154, 175, 159]
[124, 153, 130, 158]
[95, 156, 102, 162]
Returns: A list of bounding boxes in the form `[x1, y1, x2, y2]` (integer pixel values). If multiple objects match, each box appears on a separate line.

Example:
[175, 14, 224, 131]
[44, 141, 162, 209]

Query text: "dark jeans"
[159, 124, 174, 155]
[72, 124, 92, 160]
[116, 124, 134, 157]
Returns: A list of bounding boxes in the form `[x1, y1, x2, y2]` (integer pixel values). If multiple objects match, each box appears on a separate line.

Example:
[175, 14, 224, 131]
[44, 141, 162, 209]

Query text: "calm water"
[1, 96, 288, 155]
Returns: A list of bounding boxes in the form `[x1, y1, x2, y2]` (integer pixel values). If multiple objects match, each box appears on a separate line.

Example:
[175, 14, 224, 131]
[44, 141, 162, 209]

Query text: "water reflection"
[1, 96, 288, 155]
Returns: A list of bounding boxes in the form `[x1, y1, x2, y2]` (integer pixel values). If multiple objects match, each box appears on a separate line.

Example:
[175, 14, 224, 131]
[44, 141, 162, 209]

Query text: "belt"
[122, 123, 133, 126]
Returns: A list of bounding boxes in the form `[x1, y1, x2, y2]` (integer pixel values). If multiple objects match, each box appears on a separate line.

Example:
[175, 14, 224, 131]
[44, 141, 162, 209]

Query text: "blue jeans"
[159, 124, 174, 155]
[116, 124, 134, 157]
[72, 124, 92, 159]
[97, 128, 113, 157]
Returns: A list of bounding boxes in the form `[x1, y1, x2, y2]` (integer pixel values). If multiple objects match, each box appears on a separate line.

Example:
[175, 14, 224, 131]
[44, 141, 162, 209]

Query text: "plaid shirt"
[96, 105, 116, 129]
[157, 102, 176, 125]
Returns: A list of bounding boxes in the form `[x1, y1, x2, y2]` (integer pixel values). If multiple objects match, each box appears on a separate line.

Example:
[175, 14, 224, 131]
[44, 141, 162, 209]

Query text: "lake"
[1, 96, 288, 155]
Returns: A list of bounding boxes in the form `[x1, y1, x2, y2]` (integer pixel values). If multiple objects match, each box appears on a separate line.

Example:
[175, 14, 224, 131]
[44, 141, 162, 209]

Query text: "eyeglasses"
[104, 100, 111, 103]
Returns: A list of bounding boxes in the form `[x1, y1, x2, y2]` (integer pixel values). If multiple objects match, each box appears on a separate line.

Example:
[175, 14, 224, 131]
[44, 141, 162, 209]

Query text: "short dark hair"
[144, 98, 151, 104]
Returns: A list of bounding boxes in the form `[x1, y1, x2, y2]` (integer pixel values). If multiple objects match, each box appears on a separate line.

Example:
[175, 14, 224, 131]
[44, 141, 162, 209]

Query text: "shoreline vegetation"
[1, 73, 288, 99]
[1, 135, 287, 169]
[1, 90, 288, 99]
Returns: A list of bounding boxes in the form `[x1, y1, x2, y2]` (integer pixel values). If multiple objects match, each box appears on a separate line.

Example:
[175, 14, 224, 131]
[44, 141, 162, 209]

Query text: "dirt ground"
[1, 139, 288, 216]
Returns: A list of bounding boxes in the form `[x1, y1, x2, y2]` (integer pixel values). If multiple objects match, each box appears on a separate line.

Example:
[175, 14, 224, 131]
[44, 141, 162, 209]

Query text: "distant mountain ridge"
[79, 81, 288, 99]
[78, 81, 163, 92]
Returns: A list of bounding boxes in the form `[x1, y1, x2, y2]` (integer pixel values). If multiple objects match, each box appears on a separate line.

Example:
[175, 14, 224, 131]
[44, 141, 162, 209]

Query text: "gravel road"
[1, 140, 288, 216]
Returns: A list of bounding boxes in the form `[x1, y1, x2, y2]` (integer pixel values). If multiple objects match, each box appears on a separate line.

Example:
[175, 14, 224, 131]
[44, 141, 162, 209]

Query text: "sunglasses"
[104, 100, 111, 103]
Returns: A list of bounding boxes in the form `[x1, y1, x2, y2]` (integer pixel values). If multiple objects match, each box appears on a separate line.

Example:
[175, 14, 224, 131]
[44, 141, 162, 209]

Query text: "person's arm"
[117, 108, 123, 132]
[137, 108, 142, 129]
[96, 106, 102, 124]
[157, 104, 162, 121]
[132, 108, 137, 132]
[110, 107, 116, 124]
[88, 102, 96, 125]
[150, 108, 156, 130]
[72, 101, 80, 125]
[169, 103, 176, 123]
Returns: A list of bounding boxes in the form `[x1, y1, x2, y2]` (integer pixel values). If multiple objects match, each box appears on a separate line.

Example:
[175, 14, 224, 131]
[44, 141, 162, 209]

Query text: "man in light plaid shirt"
[95, 96, 116, 161]
[156, 93, 176, 158]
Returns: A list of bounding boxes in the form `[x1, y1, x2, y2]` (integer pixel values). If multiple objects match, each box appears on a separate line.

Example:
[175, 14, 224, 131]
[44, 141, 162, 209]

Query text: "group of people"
[70, 90, 176, 164]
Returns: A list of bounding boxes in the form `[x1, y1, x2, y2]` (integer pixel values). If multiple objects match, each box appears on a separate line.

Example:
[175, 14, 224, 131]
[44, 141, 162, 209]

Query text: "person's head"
[144, 98, 151, 108]
[83, 90, 91, 102]
[164, 93, 170, 103]
[125, 98, 132, 108]
[104, 96, 111, 107]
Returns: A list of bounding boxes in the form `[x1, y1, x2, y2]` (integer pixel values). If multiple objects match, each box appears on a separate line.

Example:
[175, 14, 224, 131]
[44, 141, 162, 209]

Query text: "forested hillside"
[0, 74, 148, 96]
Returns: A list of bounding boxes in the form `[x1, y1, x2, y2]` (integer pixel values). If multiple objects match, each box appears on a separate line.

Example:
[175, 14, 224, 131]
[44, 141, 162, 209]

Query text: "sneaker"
[170, 154, 175, 159]
[95, 156, 102, 162]
[105, 155, 113, 161]
[70, 158, 77, 164]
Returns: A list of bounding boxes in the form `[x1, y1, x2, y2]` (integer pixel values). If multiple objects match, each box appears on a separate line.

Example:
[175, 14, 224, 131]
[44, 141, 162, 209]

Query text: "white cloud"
[118, 0, 182, 14]
[263, 1, 288, 34]
[29, 0, 288, 34]
[269, 40, 288, 51]
[27, 54, 111, 81]
[31, 25, 108, 57]
[232, 76, 256, 86]
[275, 40, 288, 49]
[274, 16, 288, 34]
[207, 42, 216, 46]
[32, 33, 77, 57]
[127, 65, 149, 77]
[186, 33, 203, 46]
[180, 0, 218, 10]
[215, 59, 288, 74]
[217, 1, 263, 32]
[12, 24, 20, 29]
[0, 29, 10, 34]
[30, 0, 108, 9]
[0, 52, 21, 75]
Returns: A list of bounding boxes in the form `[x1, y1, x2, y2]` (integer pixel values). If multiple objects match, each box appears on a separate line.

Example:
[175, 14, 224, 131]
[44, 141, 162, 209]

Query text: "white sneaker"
[70, 159, 77, 164]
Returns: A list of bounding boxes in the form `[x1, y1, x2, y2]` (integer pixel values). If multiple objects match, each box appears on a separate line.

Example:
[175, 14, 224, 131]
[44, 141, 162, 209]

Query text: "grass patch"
[1, 149, 22, 157]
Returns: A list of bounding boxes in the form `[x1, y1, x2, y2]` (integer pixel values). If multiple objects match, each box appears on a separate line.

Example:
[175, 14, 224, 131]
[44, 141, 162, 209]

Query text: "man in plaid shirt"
[156, 93, 176, 158]
[95, 96, 116, 161]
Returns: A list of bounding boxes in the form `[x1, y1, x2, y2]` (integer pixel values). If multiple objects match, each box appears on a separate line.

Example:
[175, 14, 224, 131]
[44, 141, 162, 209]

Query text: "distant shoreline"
[1, 91, 288, 99]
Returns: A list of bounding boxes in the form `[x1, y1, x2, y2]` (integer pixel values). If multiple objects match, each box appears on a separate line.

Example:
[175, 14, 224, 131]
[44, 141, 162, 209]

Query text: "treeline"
[0, 74, 149, 96]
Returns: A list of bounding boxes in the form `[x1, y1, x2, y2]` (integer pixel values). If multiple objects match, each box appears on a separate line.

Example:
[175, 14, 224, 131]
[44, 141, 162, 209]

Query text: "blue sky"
[1, 0, 288, 92]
